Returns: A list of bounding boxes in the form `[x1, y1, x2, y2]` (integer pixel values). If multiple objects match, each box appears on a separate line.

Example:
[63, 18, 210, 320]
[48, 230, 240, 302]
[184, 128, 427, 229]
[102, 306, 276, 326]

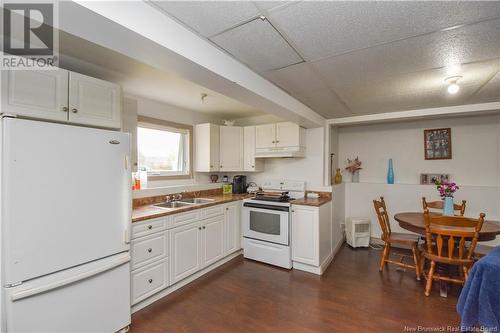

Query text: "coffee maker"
[232, 175, 247, 194]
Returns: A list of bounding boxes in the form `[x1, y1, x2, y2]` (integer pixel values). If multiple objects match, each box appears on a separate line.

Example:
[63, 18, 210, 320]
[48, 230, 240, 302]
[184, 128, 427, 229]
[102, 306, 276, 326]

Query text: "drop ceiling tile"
[313, 19, 500, 90]
[470, 71, 500, 103]
[211, 18, 303, 72]
[334, 63, 498, 115]
[269, 1, 500, 61]
[150, 1, 260, 37]
[294, 89, 351, 119]
[263, 62, 329, 95]
[253, 1, 292, 12]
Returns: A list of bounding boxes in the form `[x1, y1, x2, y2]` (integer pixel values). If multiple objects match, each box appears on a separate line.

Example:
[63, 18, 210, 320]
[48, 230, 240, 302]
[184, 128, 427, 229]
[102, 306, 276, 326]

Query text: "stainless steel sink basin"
[179, 198, 215, 204]
[154, 201, 195, 209]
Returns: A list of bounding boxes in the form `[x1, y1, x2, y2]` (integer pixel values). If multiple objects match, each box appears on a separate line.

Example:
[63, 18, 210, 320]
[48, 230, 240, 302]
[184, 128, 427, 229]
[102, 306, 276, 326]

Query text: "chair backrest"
[373, 197, 391, 241]
[423, 209, 485, 262]
[422, 197, 466, 216]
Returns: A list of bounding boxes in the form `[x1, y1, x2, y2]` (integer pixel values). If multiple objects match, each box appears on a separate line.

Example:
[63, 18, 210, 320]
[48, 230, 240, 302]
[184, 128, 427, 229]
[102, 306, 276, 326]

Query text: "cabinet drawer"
[171, 210, 200, 228]
[131, 232, 168, 270]
[131, 259, 168, 305]
[201, 205, 224, 219]
[132, 217, 166, 239]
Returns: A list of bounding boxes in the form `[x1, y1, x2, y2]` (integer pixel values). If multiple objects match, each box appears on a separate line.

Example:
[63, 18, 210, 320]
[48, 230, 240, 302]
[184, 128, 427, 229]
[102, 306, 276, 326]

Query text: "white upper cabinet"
[195, 123, 220, 172]
[276, 122, 301, 147]
[68, 72, 121, 128]
[1, 69, 122, 129]
[255, 122, 305, 158]
[255, 123, 276, 149]
[1, 69, 69, 122]
[219, 126, 243, 171]
[243, 126, 263, 172]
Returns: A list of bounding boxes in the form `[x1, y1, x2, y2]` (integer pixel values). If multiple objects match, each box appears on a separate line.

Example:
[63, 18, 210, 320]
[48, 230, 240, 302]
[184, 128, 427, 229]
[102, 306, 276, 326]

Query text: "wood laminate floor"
[131, 245, 460, 332]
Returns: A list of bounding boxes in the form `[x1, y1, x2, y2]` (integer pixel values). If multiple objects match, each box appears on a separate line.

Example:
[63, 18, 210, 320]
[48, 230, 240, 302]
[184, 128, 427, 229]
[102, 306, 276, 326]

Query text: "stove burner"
[254, 191, 290, 202]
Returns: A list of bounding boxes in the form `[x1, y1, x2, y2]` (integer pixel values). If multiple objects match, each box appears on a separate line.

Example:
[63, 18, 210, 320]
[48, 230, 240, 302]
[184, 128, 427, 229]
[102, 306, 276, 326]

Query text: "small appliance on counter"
[232, 175, 247, 194]
[246, 182, 260, 194]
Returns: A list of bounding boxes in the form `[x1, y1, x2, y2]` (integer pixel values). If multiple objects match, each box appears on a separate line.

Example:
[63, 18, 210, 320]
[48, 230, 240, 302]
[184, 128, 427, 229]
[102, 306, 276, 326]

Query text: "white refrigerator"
[0, 117, 132, 332]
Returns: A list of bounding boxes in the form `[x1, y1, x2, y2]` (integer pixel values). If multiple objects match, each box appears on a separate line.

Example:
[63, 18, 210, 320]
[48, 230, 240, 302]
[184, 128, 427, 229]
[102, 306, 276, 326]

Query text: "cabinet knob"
[147, 248, 152, 253]
[226, 207, 229, 211]
[203, 226, 206, 229]
[148, 279, 153, 283]
[71, 108, 78, 113]
[62, 106, 68, 112]
[147, 225, 153, 230]
[251, 165, 255, 168]
[198, 227, 202, 230]
[210, 165, 213, 168]
[220, 165, 223, 168]
[272, 141, 275, 143]
[276, 140, 280, 143]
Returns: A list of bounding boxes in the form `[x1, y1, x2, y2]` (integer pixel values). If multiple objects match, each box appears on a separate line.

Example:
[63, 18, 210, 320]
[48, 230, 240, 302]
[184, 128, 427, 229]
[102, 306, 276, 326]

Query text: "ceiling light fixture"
[200, 93, 208, 104]
[445, 76, 462, 95]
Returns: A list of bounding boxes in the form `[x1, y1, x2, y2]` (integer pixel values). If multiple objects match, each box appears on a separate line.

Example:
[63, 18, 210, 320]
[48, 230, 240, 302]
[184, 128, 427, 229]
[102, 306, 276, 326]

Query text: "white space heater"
[346, 217, 371, 248]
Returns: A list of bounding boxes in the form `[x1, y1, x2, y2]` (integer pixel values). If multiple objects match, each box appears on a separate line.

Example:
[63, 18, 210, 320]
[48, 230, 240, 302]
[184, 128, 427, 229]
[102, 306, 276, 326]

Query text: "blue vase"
[443, 197, 454, 216]
[387, 158, 394, 184]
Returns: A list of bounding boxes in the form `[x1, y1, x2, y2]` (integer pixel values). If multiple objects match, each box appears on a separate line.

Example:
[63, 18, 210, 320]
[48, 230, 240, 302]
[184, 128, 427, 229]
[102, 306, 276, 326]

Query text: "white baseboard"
[132, 250, 242, 314]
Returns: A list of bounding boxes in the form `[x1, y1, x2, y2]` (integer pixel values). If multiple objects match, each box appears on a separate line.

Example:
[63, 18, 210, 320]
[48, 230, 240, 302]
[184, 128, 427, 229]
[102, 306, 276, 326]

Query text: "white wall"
[335, 114, 500, 247]
[123, 94, 225, 194]
[338, 115, 500, 186]
[247, 127, 329, 191]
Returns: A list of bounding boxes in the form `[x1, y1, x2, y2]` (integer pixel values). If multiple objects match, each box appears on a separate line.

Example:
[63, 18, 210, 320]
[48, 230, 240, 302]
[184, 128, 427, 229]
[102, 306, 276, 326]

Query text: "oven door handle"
[243, 202, 290, 212]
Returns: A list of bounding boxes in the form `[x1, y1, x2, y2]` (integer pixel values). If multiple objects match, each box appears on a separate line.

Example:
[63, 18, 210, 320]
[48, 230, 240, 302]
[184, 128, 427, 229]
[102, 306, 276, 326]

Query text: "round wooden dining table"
[394, 212, 500, 242]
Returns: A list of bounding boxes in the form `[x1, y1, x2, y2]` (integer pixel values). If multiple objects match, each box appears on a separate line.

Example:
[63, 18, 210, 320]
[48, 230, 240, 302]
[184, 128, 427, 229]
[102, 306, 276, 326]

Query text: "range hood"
[255, 146, 305, 158]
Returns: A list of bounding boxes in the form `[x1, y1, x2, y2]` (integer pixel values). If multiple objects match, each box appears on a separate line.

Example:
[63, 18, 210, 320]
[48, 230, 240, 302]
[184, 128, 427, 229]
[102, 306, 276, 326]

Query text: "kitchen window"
[137, 116, 192, 179]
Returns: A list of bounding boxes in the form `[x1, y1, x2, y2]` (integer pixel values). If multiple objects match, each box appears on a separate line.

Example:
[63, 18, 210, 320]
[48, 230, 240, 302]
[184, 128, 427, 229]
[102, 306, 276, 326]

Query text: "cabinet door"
[224, 202, 241, 255]
[195, 123, 219, 172]
[243, 126, 263, 172]
[68, 72, 121, 128]
[291, 206, 319, 266]
[219, 126, 243, 171]
[276, 122, 300, 147]
[201, 216, 224, 268]
[169, 223, 201, 284]
[255, 124, 276, 149]
[1, 69, 68, 121]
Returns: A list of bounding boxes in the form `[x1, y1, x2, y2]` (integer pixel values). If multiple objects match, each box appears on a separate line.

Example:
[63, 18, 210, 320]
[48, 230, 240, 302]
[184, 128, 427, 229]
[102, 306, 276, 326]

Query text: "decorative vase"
[334, 168, 343, 184]
[443, 197, 454, 216]
[387, 158, 394, 184]
[210, 174, 219, 183]
[351, 170, 360, 183]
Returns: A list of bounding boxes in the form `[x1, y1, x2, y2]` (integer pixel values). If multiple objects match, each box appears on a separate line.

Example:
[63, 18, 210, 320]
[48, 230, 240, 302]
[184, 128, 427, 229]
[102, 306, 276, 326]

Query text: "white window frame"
[137, 116, 193, 180]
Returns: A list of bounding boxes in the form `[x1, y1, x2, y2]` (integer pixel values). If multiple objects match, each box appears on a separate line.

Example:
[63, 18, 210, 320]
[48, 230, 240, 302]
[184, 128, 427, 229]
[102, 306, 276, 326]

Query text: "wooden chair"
[422, 197, 466, 216]
[373, 197, 421, 280]
[422, 209, 485, 296]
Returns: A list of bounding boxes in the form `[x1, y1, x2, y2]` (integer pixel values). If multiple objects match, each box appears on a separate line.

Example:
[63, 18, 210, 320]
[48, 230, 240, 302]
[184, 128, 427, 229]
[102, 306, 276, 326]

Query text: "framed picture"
[424, 128, 452, 160]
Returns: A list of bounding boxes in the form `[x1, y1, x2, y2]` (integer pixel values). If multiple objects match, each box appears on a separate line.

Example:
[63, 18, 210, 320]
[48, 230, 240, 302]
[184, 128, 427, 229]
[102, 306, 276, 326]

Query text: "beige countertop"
[290, 196, 332, 207]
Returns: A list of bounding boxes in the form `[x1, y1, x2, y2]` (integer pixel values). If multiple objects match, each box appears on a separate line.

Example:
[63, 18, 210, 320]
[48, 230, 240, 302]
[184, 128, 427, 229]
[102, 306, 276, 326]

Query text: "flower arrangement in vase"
[345, 157, 362, 183]
[435, 180, 459, 215]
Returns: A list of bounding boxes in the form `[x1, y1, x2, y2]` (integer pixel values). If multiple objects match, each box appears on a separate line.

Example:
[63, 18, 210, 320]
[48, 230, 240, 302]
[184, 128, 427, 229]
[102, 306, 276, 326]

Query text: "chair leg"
[463, 266, 469, 281]
[379, 244, 390, 272]
[425, 261, 436, 296]
[412, 246, 421, 281]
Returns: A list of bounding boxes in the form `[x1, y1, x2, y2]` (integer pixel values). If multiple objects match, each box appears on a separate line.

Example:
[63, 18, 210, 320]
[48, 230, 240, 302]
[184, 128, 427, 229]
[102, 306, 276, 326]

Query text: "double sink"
[154, 197, 215, 209]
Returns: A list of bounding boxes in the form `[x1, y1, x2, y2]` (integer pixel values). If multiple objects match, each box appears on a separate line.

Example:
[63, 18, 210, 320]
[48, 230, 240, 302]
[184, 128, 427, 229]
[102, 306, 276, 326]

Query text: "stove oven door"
[242, 203, 289, 245]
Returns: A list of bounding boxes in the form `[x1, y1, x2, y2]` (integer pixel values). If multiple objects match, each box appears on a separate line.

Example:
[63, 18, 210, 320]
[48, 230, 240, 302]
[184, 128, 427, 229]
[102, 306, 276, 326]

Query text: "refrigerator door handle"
[10, 254, 130, 302]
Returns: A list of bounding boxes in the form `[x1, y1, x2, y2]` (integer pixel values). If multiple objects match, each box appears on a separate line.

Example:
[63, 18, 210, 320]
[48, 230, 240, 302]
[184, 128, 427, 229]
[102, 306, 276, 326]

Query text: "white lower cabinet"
[201, 215, 225, 267]
[131, 259, 169, 305]
[132, 201, 242, 307]
[291, 203, 332, 275]
[224, 201, 241, 255]
[169, 222, 202, 284]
